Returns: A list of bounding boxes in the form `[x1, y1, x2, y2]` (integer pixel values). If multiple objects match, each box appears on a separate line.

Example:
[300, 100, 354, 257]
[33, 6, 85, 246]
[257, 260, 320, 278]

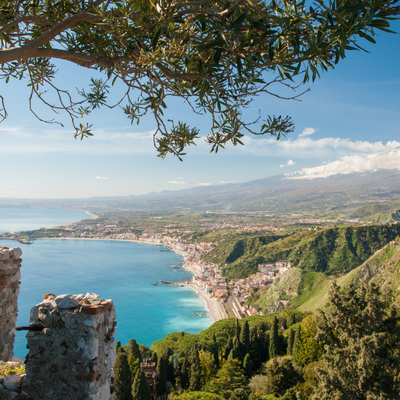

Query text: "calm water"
[0, 208, 212, 359]
[0, 208, 92, 234]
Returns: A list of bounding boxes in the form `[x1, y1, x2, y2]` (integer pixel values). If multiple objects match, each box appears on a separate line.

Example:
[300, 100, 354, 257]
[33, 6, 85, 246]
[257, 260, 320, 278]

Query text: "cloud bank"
[286, 147, 400, 180]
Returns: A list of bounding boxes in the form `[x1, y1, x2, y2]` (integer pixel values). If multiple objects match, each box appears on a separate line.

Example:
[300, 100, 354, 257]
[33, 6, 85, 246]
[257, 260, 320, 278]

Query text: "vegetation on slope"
[205, 224, 400, 279]
[250, 239, 400, 316]
[116, 277, 400, 399]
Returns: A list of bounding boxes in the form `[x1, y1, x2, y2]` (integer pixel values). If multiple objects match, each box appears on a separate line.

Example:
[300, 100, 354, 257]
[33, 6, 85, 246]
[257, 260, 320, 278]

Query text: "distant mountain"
[1, 151, 400, 214]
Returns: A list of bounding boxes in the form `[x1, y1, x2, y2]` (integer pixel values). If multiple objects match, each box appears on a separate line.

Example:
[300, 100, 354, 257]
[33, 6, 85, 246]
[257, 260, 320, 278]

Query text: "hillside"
[205, 224, 400, 279]
[251, 239, 400, 314]
[368, 209, 400, 223]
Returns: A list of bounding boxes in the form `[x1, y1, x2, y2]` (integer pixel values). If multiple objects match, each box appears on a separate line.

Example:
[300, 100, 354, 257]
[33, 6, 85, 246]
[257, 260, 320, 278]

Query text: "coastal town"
[0, 219, 294, 322]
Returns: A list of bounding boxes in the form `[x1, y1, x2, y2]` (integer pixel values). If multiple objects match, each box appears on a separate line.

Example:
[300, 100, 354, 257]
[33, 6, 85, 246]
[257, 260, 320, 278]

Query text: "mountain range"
[1, 148, 400, 216]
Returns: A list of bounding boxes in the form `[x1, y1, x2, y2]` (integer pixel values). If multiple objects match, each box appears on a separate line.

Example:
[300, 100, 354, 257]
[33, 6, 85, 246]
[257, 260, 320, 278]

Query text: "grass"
[0, 362, 25, 377]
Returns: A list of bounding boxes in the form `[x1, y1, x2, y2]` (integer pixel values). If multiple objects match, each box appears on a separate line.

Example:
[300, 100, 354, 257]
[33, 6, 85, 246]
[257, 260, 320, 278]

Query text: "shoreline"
[20, 236, 225, 323]
[84, 211, 99, 219]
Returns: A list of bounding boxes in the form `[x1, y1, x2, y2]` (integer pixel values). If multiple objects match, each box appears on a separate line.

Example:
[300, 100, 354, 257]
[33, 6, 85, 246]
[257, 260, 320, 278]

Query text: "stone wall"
[22, 293, 117, 400]
[0, 247, 22, 362]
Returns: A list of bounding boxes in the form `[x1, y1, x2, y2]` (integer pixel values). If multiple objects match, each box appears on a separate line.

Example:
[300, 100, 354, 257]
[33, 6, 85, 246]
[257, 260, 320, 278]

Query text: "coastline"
[34, 237, 224, 323]
[84, 211, 99, 219]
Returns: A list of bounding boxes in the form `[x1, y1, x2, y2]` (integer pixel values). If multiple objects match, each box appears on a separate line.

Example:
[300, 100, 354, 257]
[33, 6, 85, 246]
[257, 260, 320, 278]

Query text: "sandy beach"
[182, 282, 226, 322]
[35, 237, 226, 322]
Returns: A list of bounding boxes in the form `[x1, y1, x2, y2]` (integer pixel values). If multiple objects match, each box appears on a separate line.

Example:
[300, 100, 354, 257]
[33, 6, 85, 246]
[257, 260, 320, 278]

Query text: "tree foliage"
[269, 316, 279, 359]
[208, 358, 247, 397]
[114, 350, 133, 400]
[1, 0, 399, 158]
[293, 314, 322, 366]
[131, 370, 150, 400]
[312, 280, 400, 400]
[263, 356, 301, 397]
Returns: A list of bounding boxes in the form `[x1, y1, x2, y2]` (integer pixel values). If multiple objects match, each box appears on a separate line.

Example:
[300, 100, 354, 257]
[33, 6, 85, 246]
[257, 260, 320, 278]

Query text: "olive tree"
[1, 0, 399, 158]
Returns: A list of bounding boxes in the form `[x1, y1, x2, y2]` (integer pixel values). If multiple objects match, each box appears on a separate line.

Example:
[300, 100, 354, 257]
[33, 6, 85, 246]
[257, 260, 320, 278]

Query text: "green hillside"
[252, 239, 400, 314]
[367, 209, 400, 223]
[204, 224, 400, 279]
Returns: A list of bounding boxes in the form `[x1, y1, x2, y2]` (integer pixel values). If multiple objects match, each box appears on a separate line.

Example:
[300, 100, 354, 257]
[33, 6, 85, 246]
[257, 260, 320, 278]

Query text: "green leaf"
[230, 12, 248, 28]
[152, 27, 162, 50]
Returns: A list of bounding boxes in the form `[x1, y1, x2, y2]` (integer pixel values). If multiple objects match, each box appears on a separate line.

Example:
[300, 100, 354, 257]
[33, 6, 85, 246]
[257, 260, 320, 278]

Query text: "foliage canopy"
[1, 0, 399, 158]
[312, 280, 400, 399]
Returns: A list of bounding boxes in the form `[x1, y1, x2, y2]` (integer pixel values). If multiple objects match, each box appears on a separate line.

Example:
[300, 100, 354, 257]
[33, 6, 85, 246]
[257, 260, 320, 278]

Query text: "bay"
[0, 208, 212, 359]
[0, 208, 93, 234]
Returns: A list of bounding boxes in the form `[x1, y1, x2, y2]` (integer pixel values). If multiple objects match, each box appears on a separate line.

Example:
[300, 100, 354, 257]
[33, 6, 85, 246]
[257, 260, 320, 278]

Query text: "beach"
[182, 282, 227, 322]
[35, 236, 226, 323]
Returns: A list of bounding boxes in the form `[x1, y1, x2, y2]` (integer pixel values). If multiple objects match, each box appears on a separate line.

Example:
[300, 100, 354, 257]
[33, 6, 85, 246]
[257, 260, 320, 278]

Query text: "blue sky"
[1, 22, 400, 199]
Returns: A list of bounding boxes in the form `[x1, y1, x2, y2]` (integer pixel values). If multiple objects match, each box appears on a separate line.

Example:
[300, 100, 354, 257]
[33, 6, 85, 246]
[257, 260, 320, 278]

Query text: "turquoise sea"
[0, 208, 213, 359]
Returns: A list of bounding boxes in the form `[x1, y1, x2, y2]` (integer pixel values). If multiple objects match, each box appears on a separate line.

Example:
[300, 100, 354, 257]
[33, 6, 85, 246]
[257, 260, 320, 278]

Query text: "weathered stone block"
[10, 248, 22, 259]
[55, 294, 79, 309]
[23, 293, 116, 400]
[0, 247, 22, 362]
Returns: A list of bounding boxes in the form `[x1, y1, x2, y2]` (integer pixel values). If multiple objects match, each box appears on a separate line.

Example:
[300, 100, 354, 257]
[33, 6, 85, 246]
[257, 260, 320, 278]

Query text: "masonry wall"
[0, 247, 22, 362]
[22, 292, 117, 400]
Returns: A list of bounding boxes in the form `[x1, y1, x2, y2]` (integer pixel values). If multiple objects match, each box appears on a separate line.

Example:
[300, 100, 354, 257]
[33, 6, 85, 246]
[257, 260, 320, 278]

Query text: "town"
[1, 220, 295, 320]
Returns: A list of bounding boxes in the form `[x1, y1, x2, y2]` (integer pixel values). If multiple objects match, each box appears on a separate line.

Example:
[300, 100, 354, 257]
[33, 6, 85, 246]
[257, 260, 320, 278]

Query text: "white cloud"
[286, 147, 400, 180]
[95, 176, 107, 180]
[3, 123, 400, 161]
[298, 127, 316, 138]
[0, 124, 157, 155]
[235, 135, 400, 157]
[167, 181, 187, 185]
[280, 159, 296, 168]
[196, 183, 211, 186]
[220, 180, 234, 184]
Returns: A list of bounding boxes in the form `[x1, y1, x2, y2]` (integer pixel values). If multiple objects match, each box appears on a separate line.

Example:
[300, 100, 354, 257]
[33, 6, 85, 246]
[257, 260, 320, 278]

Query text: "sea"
[0, 208, 213, 359]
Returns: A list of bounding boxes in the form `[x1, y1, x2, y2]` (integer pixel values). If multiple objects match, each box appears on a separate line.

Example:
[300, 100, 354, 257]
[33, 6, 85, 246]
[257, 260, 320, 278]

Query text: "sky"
[1, 21, 400, 199]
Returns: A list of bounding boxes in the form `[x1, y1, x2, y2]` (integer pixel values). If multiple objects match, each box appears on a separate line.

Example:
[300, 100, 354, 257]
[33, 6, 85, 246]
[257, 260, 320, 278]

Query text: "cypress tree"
[292, 325, 301, 360]
[131, 370, 149, 400]
[224, 337, 233, 360]
[243, 353, 252, 378]
[269, 316, 279, 359]
[155, 356, 167, 396]
[165, 351, 175, 384]
[180, 357, 190, 390]
[287, 328, 294, 356]
[287, 313, 295, 328]
[236, 318, 241, 340]
[188, 346, 201, 391]
[233, 337, 242, 361]
[213, 333, 220, 369]
[114, 350, 133, 400]
[128, 339, 141, 360]
[116, 340, 122, 353]
[240, 320, 250, 355]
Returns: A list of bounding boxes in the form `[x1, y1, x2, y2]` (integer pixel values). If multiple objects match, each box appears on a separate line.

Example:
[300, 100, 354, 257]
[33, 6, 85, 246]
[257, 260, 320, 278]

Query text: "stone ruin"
[0, 247, 22, 362]
[0, 247, 117, 400]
